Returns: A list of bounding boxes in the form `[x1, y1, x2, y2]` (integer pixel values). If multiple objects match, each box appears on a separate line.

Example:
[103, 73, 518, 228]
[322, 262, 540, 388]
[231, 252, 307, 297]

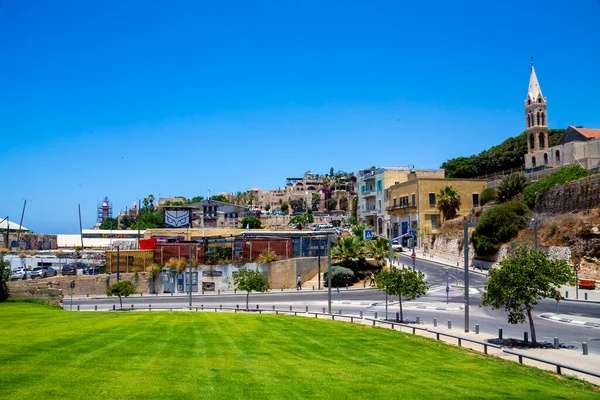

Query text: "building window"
[411, 194, 416, 207]
[376, 180, 383, 191]
[429, 193, 436, 206]
[393, 198, 397, 206]
[544, 153, 548, 165]
[472, 193, 479, 207]
[431, 215, 438, 229]
[556, 150, 560, 163]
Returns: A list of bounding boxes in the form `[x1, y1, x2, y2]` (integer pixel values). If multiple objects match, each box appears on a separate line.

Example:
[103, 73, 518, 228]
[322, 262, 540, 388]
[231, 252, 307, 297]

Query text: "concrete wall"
[268, 257, 319, 289]
[8, 273, 150, 296]
[8, 287, 63, 307]
[535, 174, 600, 214]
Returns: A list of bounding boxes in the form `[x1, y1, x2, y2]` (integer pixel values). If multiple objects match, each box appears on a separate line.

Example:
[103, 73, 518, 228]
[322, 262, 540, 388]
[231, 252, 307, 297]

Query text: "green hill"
[441, 129, 565, 178]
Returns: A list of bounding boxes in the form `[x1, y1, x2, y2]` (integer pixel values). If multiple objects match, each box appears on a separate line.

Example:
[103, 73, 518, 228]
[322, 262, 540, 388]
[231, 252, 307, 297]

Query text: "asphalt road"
[65, 256, 600, 354]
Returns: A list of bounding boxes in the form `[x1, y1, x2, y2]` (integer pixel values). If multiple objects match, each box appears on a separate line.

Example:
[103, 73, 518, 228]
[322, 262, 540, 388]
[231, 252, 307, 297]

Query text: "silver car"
[31, 266, 58, 279]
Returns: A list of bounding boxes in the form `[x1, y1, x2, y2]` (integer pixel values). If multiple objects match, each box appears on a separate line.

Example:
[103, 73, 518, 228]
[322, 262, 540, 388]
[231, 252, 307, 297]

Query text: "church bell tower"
[525, 60, 548, 153]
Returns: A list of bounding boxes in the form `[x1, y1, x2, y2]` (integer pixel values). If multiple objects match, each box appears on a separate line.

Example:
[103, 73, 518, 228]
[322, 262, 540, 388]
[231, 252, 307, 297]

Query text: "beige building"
[357, 167, 445, 238]
[385, 174, 487, 245]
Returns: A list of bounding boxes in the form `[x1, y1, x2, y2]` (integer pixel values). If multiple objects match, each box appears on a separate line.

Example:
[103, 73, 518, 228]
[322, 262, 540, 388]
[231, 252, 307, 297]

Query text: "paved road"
[65, 257, 600, 354]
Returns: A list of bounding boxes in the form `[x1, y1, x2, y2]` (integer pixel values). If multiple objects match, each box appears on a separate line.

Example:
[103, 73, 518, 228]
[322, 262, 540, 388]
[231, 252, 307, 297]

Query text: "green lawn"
[0, 303, 597, 399]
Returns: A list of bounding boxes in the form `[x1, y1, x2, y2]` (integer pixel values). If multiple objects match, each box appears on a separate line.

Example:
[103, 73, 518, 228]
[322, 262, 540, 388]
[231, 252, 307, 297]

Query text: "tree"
[327, 198, 338, 211]
[471, 199, 529, 256]
[119, 215, 132, 230]
[368, 237, 390, 268]
[351, 224, 367, 240]
[331, 235, 366, 272]
[339, 195, 349, 211]
[280, 203, 289, 214]
[290, 199, 304, 213]
[311, 193, 321, 210]
[323, 265, 355, 287]
[233, 268, 270, 310]
[240, 216, 262, 229]
[211, 194, 230, 203]
[0, 255, 10, 302]
[189, 196, 204, 204]
[74, 246, 83, 259]
[375, 266, 428, 322]
[132, 210, 163, 229]
[264, 204, 271, 212]
[437, 186, 461, 221]
[99, 217, 118, 230]
[289, 215, 306, 230]
[351, 196, 358, 221]
[481, 247, 575, 344]
[105, 280, 138, 309]
[496, 172, 529, 203]
[523, 165, 590, 209]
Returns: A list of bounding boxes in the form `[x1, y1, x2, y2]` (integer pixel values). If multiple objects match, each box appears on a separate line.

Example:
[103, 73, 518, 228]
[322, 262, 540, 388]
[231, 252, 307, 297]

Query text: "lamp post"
[463, 220, 477, 333]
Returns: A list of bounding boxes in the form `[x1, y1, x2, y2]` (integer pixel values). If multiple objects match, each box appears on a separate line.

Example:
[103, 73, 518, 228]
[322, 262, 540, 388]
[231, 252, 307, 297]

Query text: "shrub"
[240, 216, 262, 229]
[471, 199, 530, 256]
[323, 266, 355, 287]
[479, 187, 497, 206]
[524, 165, 591, 208]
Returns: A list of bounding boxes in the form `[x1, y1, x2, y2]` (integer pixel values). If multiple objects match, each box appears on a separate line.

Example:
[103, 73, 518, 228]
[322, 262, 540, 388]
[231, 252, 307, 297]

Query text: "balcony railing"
[386, 204, 417, 211]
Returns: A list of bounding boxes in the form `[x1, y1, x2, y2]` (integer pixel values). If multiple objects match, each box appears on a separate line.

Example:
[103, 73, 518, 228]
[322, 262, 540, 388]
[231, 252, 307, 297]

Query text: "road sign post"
[70, 281, 75, 311]
[576, 264, 579, 300]
[463, 221, 477, 333]
[363, 229, 373, 241]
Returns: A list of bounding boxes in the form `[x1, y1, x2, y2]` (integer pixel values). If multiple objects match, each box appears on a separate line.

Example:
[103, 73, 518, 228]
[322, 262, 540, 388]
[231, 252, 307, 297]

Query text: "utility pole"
[463, 220, 477, 333]
[327, 234, 332, 314]
[137, 199, 141, 249]
[116, 245, 121, 282]
[17, 199, 27, 244]
[189, 246, 193, 309]
[78, 204, 84, 249]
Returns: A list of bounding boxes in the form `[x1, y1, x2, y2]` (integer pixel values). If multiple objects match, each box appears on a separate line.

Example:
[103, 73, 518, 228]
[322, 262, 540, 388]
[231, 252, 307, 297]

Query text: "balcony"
[386, 204, 416, 212]
[363, 189, 376, 198]
[362, 206, 377, 217]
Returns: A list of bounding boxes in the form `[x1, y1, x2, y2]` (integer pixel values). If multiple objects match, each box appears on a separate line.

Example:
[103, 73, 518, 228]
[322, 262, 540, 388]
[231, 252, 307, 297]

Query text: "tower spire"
[527, 63, 543, 101]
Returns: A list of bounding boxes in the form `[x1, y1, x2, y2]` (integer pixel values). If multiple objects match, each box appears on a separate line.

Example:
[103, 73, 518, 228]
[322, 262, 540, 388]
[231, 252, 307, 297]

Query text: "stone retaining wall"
[8, 287, 63, 307]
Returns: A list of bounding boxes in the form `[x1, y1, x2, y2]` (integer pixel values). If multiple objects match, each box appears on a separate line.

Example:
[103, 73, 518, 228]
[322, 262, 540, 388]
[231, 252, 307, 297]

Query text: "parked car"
[31, 266, 57, 279]
[10, 268, 31, 280]
[87, 266, 100, 275]
[61, 263, 83, 276]
[391, 240, 404, 252]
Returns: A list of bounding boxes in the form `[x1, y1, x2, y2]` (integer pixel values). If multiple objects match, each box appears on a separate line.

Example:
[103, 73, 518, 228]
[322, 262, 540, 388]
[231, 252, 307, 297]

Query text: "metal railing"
[503, 349, 600, 378]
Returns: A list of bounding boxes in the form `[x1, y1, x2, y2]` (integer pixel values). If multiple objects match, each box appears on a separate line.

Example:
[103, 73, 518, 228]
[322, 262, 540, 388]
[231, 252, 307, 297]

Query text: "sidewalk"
[540, 313, 600, 328]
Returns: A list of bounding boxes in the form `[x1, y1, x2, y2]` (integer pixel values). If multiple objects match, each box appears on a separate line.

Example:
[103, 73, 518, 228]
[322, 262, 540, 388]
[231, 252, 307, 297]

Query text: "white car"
[391, 240, 404, 251]
[10, 268, 31, 280]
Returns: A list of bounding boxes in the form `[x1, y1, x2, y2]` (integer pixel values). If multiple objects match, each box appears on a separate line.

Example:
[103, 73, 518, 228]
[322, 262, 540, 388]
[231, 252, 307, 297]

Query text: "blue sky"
[1, 1, 599, 233]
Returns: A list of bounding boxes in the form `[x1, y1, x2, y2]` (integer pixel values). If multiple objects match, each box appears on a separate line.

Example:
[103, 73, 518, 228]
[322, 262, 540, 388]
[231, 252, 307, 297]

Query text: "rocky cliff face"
[536, 174, 600, 214]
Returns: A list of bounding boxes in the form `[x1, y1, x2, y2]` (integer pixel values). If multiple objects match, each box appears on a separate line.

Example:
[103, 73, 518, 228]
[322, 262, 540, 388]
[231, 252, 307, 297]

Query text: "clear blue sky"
[1, 1, 599, 233]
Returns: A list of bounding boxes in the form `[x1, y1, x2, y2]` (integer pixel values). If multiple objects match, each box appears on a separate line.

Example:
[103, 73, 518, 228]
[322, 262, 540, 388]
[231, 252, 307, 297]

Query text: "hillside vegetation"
[442, 129, 565, 178]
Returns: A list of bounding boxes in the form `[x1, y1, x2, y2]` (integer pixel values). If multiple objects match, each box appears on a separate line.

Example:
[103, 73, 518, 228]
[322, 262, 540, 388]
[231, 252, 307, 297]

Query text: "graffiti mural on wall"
[1, 233, 57, 250]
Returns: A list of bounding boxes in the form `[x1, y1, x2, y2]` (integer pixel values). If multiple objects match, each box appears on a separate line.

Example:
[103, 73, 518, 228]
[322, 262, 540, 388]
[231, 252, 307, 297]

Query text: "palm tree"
[247, 191, 258, 209]
[332, 235, 366, 271]
[147, 194, 155, 208]
[496, 172, 529, 203]
[437, 186, 461, 222]
[368, 237, 390, 268]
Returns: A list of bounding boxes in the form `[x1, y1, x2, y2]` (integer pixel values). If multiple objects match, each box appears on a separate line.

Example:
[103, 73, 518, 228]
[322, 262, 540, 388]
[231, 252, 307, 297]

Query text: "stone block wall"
[8, 287, 63, 307]
[536, 174, 600, 214]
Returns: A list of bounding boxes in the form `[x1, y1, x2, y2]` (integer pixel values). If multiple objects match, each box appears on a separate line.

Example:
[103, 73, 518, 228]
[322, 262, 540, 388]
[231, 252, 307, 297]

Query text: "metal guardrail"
[502, 349, 600, 379]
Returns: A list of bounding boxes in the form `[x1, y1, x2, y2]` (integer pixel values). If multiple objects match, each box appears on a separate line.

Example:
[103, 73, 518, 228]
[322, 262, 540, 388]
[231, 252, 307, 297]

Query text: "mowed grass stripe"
[0, 303, 597, 400]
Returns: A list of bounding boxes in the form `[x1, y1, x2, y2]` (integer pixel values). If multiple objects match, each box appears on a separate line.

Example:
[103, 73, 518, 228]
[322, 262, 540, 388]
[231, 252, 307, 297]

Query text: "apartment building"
[357, 167, 444, 238]
[385, 174, 487, 245]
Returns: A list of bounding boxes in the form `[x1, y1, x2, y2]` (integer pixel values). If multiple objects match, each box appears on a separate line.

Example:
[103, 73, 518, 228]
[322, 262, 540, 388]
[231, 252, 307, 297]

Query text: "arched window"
[538, 97, 542, 103]
[532, 156, 537, 167]
[527, 114, 530, 127]
[378, 218, 383, 235]
[528, 98, 531, 105]
[544, 153, 548, 165]
[529, 133, 535, 150]
[539, 132, 545, 149]
[536, 112, 540, 126]
[555, 150, 560, 163]
[541, 112, 545, 125]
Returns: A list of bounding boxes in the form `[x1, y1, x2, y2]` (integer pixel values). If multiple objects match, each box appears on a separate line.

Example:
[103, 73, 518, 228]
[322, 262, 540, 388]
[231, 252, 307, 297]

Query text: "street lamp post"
[463, 220, 477, 333]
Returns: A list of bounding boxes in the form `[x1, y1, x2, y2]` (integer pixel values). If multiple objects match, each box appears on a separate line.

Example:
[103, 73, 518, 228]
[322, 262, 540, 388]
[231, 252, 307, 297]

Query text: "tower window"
[539, 132, 545, 149]
[541, 112, 545, 125]
[538, 97, 542, 103]
[532, 156, 537, 167]
[527, 114, 531, 127]
[528, 99, 531, 105]
[544, 153, 548, 165]
[536, 112, 540, 126]
[529, 133, 535, 150]
[556, 150, 560, 163]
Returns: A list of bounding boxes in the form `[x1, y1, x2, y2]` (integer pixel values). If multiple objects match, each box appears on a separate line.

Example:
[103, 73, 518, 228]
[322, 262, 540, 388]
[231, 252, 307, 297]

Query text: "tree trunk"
[246, 291, 250, 311]
[527, 307, 536, 345]
[119, 295, 123, 309]
[398, 295, 403, 322]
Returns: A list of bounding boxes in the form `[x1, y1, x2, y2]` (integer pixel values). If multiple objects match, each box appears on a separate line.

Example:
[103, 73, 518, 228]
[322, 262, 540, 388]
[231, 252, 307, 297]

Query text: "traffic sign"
[70, 281, 75, 289]
[411, 253, 416, 260]
[576, 264, 580, 271]
[363, 229, 373, 240]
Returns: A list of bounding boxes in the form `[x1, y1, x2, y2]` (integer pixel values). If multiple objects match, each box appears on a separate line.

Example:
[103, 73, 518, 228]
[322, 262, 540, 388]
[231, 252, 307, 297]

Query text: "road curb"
[540, 313, 600, 328]
[397, 254, 489, 277]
